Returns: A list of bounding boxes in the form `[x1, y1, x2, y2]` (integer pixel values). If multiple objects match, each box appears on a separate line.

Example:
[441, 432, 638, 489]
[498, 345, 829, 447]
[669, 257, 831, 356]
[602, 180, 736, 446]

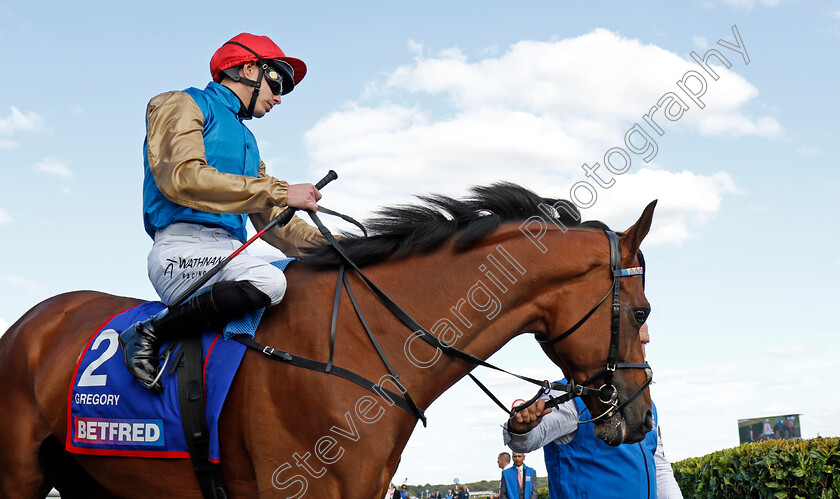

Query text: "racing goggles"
[262, 60, 294, 96]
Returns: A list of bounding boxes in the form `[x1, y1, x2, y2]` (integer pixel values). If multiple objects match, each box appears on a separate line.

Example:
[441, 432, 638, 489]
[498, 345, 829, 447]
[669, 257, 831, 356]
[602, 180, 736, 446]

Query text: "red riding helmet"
[210, 33, 307, 94]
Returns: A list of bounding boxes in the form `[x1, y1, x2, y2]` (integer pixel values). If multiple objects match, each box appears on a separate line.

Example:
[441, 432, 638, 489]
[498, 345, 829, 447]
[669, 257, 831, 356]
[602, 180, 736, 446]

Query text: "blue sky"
[1, 0, 838, 488]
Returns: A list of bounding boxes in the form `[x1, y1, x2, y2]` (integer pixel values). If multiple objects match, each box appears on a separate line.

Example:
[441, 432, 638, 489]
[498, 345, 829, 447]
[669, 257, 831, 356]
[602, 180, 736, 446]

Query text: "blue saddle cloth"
[66, 302, 245, 460]
[65, 259, 295, 460]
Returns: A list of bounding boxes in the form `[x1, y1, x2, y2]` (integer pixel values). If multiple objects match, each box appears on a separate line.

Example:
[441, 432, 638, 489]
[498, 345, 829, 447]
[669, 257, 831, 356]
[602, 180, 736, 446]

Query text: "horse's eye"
[633, 309, 649, 324]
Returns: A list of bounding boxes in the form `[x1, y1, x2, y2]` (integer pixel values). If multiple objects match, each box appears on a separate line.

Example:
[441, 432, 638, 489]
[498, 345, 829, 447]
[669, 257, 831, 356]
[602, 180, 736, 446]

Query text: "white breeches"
[147, 223, 287, 305]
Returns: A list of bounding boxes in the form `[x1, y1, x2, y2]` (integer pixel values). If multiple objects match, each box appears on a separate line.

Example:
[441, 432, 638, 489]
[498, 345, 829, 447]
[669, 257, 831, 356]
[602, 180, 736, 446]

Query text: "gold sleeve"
[249, 161, 328, 256]
[145, 91, 289, 214]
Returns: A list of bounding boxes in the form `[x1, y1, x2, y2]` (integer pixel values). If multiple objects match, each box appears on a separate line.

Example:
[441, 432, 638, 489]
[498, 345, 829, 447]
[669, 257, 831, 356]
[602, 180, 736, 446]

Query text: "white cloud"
[696, 114, 782, 138]
[0, 107, 43, 135]
[0, 209, 11, 225]
[33, 157, 73, 178]
[0, 139, 16, 149]
[5, 276, 39, 291]
[580, 168, 741, 245]
[377, 30, 777, 136]
[305, 30, 768, 244]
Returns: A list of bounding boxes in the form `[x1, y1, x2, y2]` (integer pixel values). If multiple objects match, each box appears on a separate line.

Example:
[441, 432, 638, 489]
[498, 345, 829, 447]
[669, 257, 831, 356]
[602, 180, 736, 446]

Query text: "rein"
[237, 207, 652, 427]
[304, 210, 651, 423]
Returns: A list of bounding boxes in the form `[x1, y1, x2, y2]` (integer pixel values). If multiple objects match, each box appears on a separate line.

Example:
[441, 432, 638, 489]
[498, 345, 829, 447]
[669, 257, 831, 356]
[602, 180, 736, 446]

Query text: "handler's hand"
[507, 398, 552, 434]
[287, 183, 322, 211]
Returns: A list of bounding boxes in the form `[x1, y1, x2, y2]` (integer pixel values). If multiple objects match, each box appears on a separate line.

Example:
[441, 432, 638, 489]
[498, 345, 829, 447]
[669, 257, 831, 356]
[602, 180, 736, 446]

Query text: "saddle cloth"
[65, 301, 247, 460]
[65, 258, 294, 460]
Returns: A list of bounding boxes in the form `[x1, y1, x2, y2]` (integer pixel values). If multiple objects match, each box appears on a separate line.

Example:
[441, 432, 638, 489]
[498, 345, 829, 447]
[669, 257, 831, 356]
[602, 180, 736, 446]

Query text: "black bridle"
[236, 212, 652, 425]
[535, 230, 652, 423]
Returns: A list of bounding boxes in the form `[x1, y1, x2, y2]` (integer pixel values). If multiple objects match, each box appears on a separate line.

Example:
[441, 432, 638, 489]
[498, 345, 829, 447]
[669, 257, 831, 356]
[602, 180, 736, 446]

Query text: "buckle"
[541, 380, 552, 393]
[597, 384, 618, 405]
[262, 346, 275, 356]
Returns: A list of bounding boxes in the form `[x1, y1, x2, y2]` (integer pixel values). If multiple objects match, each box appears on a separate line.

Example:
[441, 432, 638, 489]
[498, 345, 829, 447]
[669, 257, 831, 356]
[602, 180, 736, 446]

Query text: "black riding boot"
[119, 280, 271, 392]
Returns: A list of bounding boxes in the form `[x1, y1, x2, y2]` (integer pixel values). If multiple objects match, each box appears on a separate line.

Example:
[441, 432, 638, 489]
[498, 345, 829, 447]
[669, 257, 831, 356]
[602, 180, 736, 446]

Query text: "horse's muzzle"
[594, 405, 653, 446]
[593, 414, 626, 446]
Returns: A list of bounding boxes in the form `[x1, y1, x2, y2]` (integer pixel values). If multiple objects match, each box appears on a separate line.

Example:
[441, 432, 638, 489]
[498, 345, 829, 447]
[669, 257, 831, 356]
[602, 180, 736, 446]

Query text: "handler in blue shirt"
[502, 325, 682, 499]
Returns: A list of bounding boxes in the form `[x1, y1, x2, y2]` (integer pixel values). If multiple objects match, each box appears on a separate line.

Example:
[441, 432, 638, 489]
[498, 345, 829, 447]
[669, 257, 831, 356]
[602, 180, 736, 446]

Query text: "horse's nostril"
[644, 410, 653, 432]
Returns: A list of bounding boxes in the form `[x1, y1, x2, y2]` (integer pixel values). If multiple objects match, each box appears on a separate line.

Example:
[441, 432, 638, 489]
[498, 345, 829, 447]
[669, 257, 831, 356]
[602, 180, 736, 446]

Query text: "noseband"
[536, 230, 652, 423]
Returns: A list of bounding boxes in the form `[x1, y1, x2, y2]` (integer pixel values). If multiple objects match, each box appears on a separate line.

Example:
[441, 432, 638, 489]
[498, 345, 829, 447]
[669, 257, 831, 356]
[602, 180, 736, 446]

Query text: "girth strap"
[176, 337, 229, 499]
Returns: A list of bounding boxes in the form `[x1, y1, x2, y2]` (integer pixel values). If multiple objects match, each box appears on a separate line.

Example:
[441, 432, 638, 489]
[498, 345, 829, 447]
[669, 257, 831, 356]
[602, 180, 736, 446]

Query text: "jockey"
[119, 33, 327, 392]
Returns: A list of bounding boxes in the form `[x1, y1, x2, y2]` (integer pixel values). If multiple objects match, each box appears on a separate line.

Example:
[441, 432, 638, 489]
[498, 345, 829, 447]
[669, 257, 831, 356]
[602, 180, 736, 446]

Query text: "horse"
[0, 183, 657, 498]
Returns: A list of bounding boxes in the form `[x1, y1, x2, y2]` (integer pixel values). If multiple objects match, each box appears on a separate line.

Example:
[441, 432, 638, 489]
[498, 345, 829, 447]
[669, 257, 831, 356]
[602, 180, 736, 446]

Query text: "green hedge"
[672, 437, 839, 498]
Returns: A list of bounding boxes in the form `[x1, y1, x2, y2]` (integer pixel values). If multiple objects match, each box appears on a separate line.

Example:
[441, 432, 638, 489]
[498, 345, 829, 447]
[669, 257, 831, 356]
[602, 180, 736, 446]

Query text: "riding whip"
[168, 170, 338, 308]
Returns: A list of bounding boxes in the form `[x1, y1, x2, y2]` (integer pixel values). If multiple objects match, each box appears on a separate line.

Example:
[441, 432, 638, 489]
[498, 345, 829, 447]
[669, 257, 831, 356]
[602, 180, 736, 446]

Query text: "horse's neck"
[358, 227, 602, 409]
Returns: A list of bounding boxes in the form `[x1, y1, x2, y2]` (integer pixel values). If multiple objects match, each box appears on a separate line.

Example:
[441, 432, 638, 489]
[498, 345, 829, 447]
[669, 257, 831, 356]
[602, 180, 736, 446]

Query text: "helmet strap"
[221, 41, 271, 119]
[242, 65, 265, 119]
[221, 64, 265, 119]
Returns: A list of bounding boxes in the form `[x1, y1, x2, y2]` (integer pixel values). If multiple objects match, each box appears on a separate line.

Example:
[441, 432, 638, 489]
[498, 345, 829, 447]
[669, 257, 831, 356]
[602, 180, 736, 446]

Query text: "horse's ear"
[621, 200, 657, 257]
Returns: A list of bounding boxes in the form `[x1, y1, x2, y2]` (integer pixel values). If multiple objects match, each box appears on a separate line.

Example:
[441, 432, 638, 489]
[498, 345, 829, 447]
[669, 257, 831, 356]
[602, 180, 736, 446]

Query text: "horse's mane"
[301, 182, 610, 268]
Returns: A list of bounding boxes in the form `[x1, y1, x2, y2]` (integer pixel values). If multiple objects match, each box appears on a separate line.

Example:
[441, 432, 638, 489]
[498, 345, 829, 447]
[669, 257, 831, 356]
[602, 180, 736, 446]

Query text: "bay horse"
[0, 183, 656, 498]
